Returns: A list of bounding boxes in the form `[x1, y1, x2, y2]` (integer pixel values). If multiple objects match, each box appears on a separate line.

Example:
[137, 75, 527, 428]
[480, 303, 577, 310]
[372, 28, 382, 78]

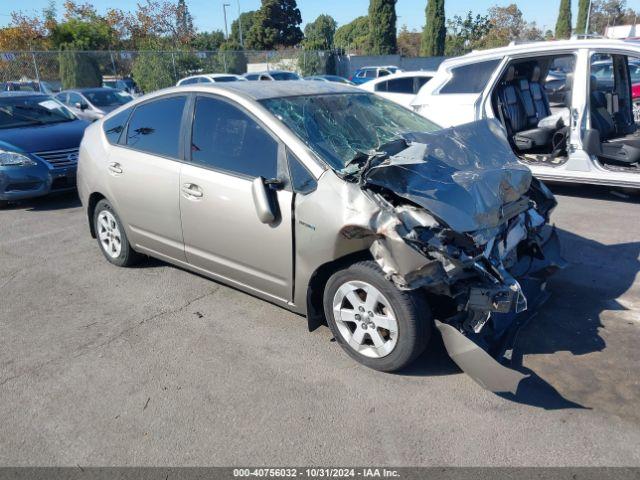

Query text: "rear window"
[103, 108, 132, 145]
[440, 60, 500, 94]
[125, 95, 187, 158]
[213, 76, 239, 82]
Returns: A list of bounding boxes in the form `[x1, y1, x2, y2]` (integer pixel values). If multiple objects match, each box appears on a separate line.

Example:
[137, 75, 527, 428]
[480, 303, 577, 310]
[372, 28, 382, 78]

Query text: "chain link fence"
[0, 49, 338, 94]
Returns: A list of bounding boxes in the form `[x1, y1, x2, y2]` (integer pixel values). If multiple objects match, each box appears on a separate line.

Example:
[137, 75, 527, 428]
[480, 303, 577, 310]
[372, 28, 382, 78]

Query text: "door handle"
[108, 162, 123, 174]
[182, 183, 203, 198]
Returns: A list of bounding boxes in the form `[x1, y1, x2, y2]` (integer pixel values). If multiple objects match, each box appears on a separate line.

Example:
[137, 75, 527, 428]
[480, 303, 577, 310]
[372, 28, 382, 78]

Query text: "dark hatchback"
[0, 92, 89, 205]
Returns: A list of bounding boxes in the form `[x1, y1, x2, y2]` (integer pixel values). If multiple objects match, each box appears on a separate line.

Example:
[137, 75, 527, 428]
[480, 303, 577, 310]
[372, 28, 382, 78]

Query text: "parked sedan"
[56, 88, 134, 121]
[243, 70, 301, 81]
[78, 82, 563, 393]
[177, 73, 246, 86]
[0, 92, 89, 206]
[359, 70, 435, 107]
[304, 75, 354, 85]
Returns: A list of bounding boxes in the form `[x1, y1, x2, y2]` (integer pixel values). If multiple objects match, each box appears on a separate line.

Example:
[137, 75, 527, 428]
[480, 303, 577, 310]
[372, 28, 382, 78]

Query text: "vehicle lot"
[0, 185, 639, 466]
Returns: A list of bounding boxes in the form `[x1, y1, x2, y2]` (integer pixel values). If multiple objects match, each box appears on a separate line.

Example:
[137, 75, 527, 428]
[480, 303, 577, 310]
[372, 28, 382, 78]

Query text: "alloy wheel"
[97, 210, 122, 259]
[332, 280, 398, 358]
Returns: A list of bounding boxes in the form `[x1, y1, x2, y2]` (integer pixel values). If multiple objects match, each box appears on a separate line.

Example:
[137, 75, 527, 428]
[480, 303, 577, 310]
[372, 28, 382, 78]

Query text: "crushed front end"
[353, 119, 566, 393]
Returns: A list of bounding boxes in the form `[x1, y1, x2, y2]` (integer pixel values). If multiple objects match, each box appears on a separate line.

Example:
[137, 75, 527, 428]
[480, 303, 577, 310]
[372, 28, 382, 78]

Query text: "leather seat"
[496, 66, 554, 151]
[589, 75, 640, 164]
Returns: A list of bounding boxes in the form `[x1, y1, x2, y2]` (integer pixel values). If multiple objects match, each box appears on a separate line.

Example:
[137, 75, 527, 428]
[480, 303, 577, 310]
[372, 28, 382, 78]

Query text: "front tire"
[93, 199, 141, 267]
[323, 260, 431, 372]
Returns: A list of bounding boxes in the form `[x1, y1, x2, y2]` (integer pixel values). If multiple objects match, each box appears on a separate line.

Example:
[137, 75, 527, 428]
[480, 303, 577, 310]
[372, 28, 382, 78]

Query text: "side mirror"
[75, 102, 88, 111]
[251, 176, 279, 224]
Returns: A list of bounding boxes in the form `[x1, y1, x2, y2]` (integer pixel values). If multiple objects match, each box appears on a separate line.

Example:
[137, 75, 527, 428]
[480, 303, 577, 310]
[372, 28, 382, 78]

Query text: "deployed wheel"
[93, 199, 141, 267]
[323, 260, 431, 372]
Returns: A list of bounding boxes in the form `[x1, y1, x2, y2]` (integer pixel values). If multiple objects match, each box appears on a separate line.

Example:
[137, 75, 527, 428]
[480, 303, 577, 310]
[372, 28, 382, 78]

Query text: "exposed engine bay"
[342, 119, 566, 393]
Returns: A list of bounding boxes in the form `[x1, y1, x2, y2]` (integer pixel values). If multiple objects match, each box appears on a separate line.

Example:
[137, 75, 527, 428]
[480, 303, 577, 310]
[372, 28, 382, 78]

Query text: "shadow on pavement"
[401, 226, 639, 412]
[547, 182, 640, 204]
[2, 191, 81, 211]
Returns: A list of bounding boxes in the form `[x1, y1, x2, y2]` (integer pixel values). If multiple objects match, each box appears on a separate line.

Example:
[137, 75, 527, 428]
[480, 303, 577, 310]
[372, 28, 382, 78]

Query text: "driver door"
[179, 94, 294, 301]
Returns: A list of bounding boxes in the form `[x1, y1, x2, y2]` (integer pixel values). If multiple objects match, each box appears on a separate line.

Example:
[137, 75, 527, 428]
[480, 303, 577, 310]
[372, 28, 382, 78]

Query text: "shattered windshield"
[260, 93, 440, 172]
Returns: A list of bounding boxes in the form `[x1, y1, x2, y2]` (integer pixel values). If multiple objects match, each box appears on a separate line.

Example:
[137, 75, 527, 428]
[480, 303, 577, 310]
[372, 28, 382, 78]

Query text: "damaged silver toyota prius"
[78, 82, 565, 393]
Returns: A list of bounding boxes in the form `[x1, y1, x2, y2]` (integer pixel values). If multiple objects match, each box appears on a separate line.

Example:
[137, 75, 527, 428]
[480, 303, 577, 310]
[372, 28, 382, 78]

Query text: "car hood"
[361, 119, 532, 232]
[0, 119, 89, 154]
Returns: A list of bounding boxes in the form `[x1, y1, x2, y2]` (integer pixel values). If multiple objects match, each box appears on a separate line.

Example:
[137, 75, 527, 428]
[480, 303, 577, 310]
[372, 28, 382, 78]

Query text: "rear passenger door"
[106, 94, 188, 262]
[179, 94, 293, 301]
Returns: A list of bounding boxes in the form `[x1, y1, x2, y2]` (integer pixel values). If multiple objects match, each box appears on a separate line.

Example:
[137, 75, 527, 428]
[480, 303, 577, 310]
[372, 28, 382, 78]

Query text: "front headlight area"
[0, 150, 39, 167]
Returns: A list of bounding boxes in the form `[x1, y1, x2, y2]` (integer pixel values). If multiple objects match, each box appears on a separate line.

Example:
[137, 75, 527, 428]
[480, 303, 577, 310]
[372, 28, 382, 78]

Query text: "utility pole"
[585, 0, 592, 35]
[223, 3, 230, 39]
[237, 0, 243, 47]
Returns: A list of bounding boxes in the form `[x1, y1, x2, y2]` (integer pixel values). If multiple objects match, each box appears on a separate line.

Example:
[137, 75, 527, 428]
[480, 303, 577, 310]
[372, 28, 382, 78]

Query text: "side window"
[126, 95, 186, 158]
[385, 77, 414, 94]
[374, 80, 389, 92]
[414, 76, 431, 93]
[356, 70, 366, 78]
[180, 78, 198, 85]
[440, 60, 501, 94]
[56, 93, 68, 104]
[190, 95, 279, 179]
[378, 69, 391, 78]
[103, 107, 132, 145]
[68, 92, 83, 105]
[287, 151, 316, 194]
[364, 69, 376, 78]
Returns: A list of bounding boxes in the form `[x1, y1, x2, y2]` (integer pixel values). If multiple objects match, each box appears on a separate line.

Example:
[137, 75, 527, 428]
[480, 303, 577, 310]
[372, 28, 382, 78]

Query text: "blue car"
[349, 66, 400, 85]
[0, 92, 89, 206]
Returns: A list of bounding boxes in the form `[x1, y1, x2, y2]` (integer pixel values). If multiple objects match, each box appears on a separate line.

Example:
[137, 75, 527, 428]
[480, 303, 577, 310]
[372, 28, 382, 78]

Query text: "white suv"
[413, 39, 640, 189]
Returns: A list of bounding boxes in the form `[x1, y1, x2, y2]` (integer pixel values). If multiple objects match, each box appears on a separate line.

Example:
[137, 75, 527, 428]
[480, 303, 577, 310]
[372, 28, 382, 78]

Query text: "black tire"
[93, 199, 141, 267]
[323, 260, 431, 372]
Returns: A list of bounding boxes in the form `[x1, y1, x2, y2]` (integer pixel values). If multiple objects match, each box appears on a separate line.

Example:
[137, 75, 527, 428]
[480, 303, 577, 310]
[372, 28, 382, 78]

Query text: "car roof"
[440, 38, 640, 70]
[0, 91, 47, 98]
[175, 80, 362, 100]
[63, 87, 117, 93]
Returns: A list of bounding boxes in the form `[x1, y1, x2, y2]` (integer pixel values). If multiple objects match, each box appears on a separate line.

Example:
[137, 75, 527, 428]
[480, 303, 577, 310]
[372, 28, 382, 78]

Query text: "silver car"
[56, 88, 134, 121]
[78, 82, 564, 391]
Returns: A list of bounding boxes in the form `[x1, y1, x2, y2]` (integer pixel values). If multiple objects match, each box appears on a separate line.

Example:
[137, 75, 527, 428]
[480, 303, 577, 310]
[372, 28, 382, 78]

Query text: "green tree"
[132, 52, 175, 93]
[230, 11, 257, 46]
[444, 11, 491, 56]
[334, 16, 369, 52]
[303, 14, 337, 50]
[576, 0, 591, 34]
[397, 25, 421, 56]
[479, 4, 543, 48]
[176, 0, 195, 43]
[51, 17, 117, 50]
[367, 0, 397, 55]
[421, 0, 446, 56]
[190, 30, 225, 50]
[246, 0, 303, 49]
[555, 0, 572, 39]
[218, 40, 248, 74]
[589, 0, 640, 36]
[59, 48, 102, 89]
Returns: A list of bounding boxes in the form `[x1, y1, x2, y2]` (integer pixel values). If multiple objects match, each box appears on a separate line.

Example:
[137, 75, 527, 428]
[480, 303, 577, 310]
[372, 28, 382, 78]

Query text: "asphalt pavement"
[0, 184, 639, 466]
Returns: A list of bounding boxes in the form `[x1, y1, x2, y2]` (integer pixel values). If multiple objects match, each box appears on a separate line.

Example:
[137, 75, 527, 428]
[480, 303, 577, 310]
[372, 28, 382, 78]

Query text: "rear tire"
[93, 199, 141, 267]
[323, 260, 431, 372]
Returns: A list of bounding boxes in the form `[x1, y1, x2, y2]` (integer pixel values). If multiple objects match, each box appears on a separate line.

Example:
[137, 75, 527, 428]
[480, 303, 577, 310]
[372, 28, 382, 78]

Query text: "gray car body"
[78, 82, 562, 392]
[57, 88, 133, 121]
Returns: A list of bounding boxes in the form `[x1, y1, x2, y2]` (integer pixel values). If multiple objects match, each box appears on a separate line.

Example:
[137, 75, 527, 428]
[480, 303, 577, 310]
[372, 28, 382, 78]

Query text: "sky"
[0, 0, 582, 36]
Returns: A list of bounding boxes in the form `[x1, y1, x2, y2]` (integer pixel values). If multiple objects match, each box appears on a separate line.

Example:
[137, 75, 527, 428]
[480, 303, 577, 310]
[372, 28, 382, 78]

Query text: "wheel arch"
[87, 192, 107, 238]
[305, 249, 373, 332]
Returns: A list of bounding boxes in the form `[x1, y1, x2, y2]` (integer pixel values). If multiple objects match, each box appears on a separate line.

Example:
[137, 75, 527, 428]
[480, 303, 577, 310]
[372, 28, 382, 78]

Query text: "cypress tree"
[576, 0, 590, 34]
[421, 0, 445, 57]
[555, 0, 572, 39]
[367, 0, 397, 55]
